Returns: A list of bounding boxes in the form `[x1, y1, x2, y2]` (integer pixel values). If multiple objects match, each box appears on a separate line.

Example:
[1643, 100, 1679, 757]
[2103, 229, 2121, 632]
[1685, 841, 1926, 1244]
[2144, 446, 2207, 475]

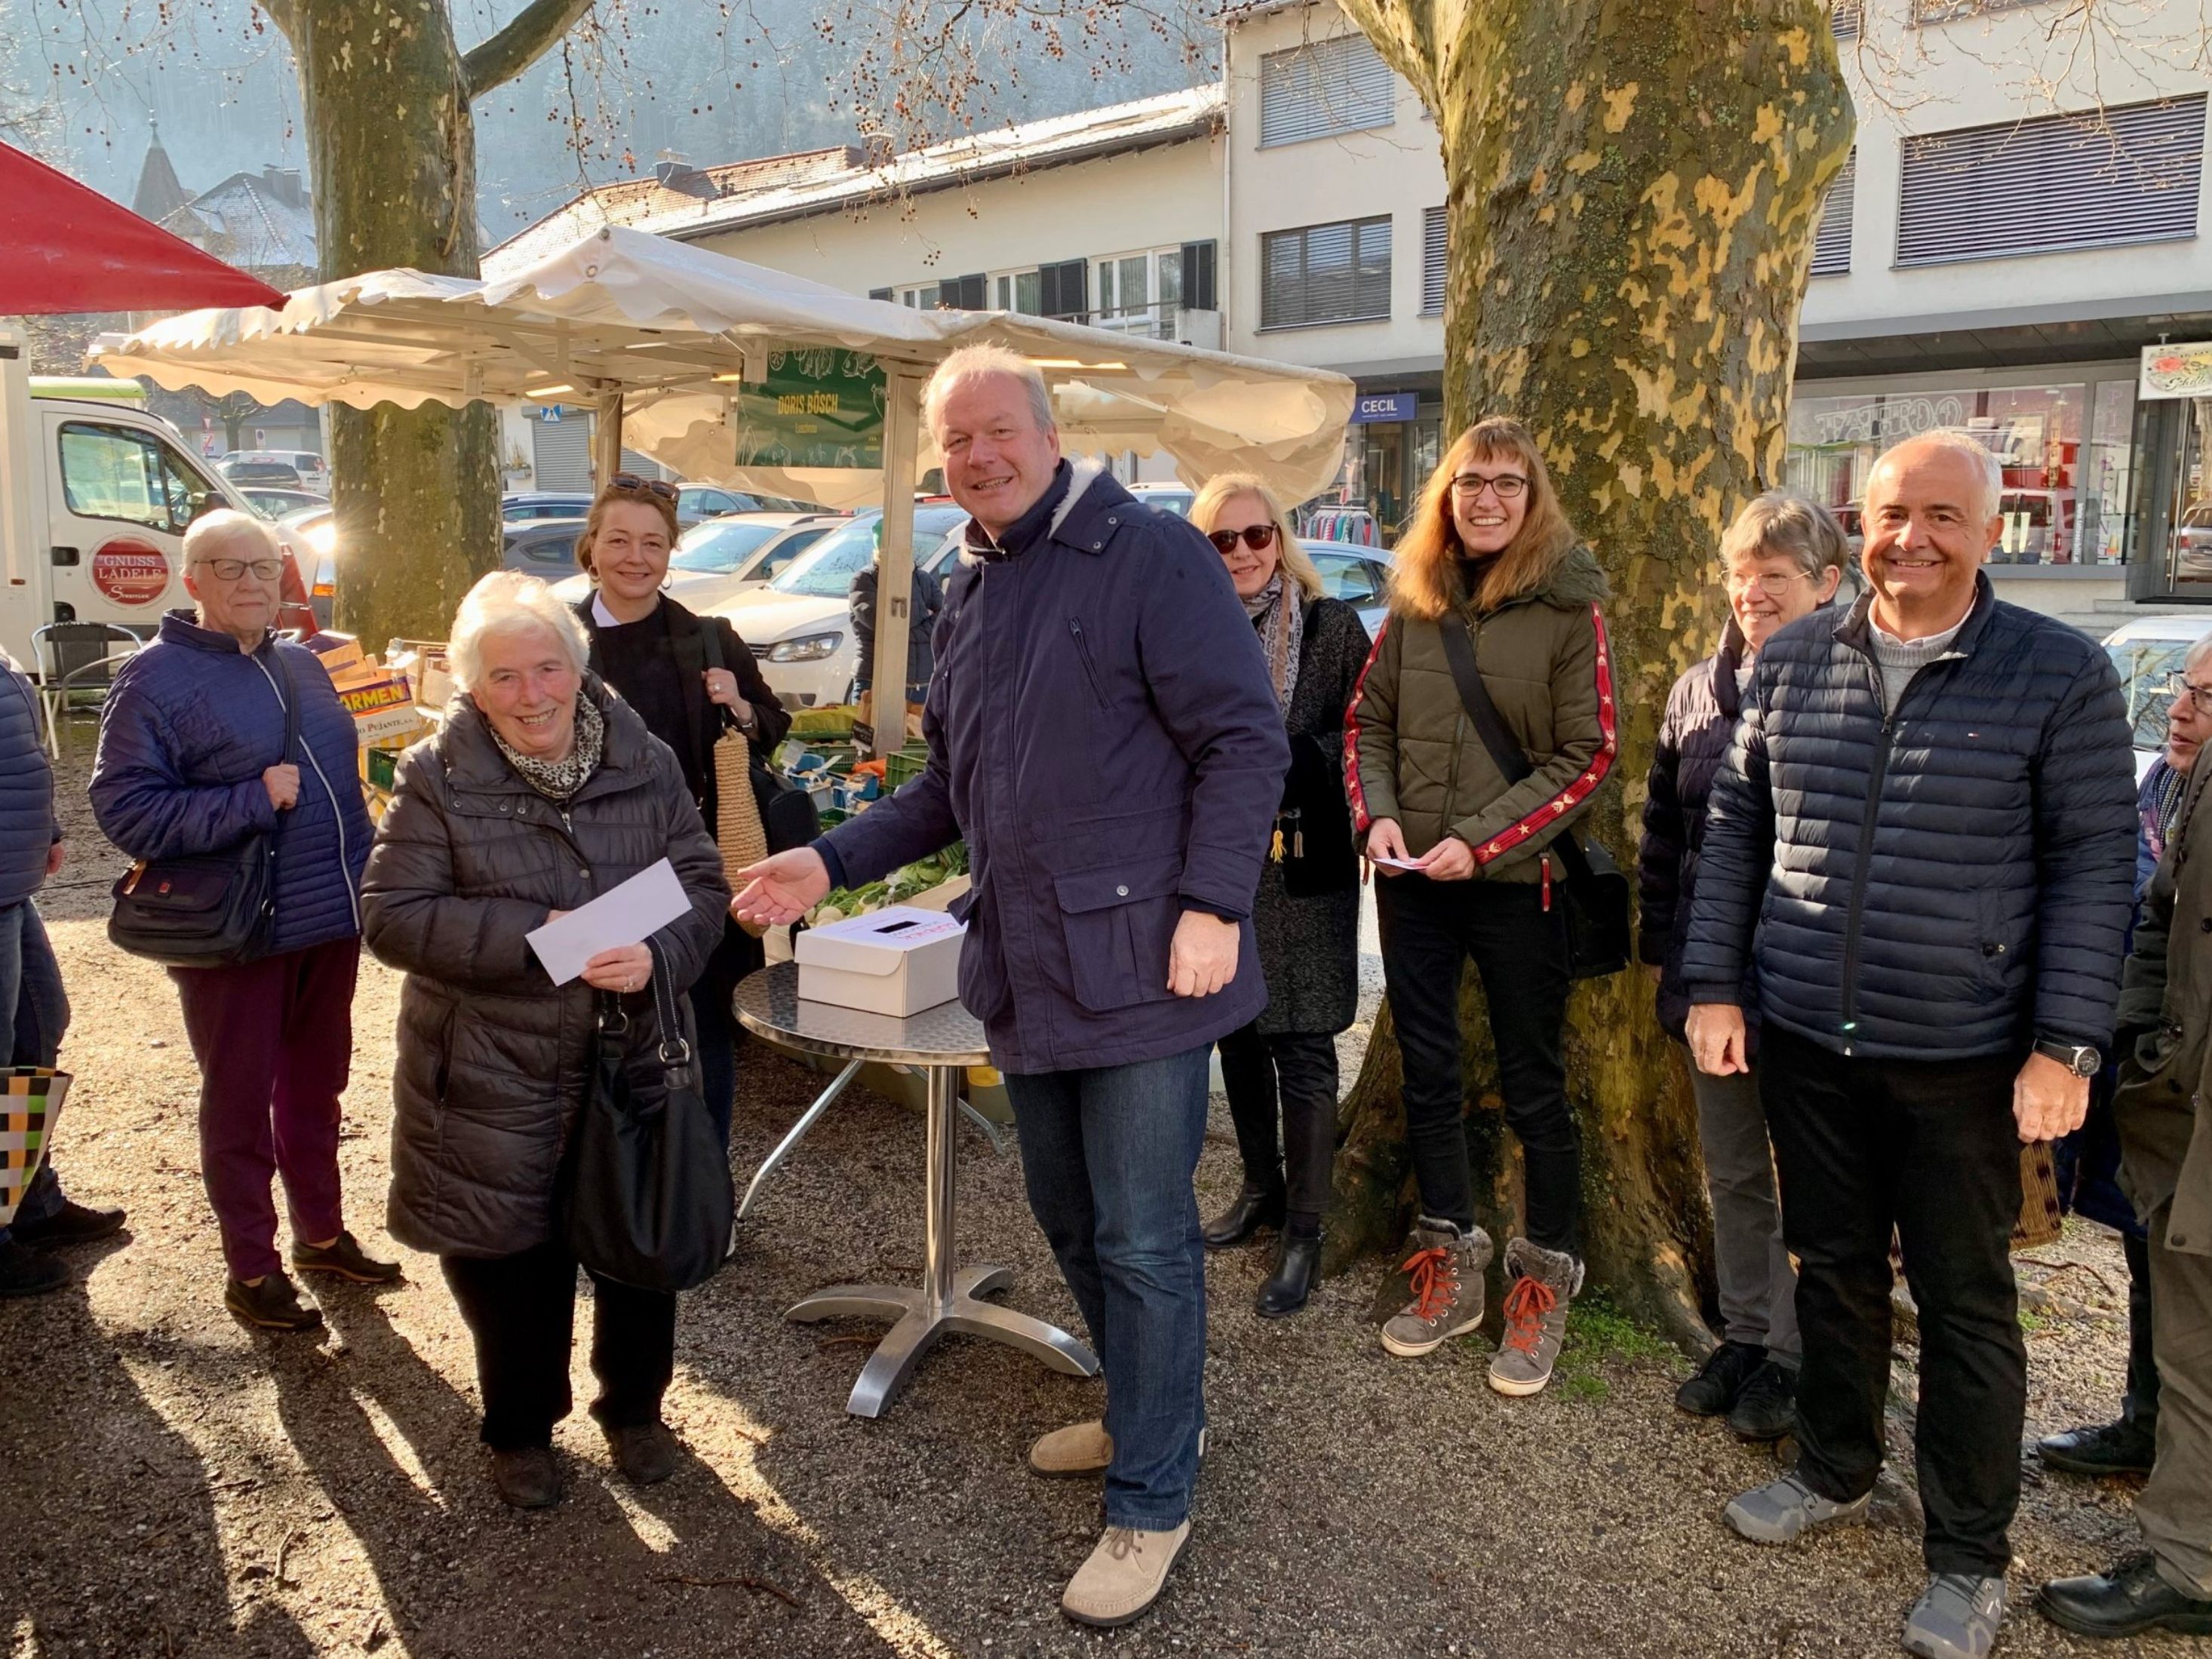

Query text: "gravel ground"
[1, 714, 2202, 1659]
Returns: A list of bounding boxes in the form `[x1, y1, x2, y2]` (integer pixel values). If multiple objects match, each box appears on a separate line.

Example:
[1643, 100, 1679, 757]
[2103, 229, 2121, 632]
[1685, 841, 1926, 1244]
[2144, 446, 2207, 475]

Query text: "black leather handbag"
[1436, 612, 1631, 980]
[107, 649, 300, 969]
[560, 938, 734, 1293]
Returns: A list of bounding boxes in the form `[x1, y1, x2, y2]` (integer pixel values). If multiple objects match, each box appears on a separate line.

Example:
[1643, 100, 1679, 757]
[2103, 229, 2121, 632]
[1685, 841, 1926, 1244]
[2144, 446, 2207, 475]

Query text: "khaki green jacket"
[1347, 544, 1616, 883]
[2116, 754, 2212, 1258]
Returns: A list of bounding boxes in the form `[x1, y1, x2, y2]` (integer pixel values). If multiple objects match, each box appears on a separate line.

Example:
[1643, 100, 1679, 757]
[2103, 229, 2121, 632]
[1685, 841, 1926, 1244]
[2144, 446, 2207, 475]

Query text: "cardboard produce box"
[795, 905, 964, 1016]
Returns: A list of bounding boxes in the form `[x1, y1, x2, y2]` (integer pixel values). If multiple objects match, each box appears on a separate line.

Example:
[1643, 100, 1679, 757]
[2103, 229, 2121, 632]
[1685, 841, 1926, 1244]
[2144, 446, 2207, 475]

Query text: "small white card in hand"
[1369, 854, 1425, 870]
[526, 858, 690, 986]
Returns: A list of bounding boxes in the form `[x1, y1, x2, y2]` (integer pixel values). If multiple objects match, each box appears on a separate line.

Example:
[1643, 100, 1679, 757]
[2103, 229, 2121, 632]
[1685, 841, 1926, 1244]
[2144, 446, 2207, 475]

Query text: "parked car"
[2173, 502, 2212, 583]
[712, 505, 969, 708]
[502, 490, 594, 524]
[502, 516, 588, 578]
[239, 486, 327, 520]
[675, 483, 760, 524]
[2104, 613, 2212, 781]
[1128, 482, 1195, 518]
[215, 454, 303, 490]
[549, 511, 843, 610]
[219, 449, 327, 491]
[1298, 541, 1393, 636]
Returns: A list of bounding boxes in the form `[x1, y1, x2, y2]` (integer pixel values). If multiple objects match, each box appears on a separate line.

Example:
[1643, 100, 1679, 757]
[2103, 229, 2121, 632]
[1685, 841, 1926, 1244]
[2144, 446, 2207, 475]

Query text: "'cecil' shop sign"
[2140, 343, 2212, 401]
[1353, 392, 1418, 424]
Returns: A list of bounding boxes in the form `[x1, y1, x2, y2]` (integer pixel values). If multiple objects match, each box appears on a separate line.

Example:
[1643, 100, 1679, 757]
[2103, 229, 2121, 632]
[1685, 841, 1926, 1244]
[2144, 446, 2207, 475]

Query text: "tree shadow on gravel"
[0, 1243, 318, 1658]
[241, 1278, 902, 1657]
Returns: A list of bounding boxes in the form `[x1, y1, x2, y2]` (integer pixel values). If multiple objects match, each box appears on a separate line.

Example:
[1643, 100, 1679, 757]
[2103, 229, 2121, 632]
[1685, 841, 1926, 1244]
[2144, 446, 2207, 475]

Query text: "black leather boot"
[1202, 1181, 1284, 1249]
[1255, 1232, 1322, 1317]
[2038, 1553, 2212, 1638]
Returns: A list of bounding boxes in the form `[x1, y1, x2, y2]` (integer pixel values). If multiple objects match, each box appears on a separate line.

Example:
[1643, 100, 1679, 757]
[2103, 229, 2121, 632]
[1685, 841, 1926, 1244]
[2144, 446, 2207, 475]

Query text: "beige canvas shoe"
[1029, 1419, 1113, 1478]
[1028, 1419, 1206, 1479]
[1061, 1522, 1191, 1627]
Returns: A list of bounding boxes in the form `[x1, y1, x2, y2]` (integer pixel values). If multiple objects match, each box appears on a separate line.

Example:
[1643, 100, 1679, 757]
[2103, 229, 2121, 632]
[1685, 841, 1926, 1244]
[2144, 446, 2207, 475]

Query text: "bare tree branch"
[462, 0, 598, 100]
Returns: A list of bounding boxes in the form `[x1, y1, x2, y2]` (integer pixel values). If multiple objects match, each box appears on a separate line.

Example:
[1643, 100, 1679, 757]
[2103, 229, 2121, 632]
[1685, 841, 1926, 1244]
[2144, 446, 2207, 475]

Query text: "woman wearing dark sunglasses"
[573, 474, 790, 1144]
[1187, 473, 1369, 1316]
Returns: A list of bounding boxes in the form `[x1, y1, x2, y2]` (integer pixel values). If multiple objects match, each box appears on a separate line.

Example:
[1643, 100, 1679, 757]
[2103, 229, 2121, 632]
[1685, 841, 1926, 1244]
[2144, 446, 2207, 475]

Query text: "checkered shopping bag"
[0, 1066, 69, 1227]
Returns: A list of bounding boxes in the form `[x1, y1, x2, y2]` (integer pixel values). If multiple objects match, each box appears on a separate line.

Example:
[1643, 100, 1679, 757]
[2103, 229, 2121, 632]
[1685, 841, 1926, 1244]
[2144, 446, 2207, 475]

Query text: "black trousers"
[1760, 1026, 2026, 1577]
[1218, 1022, 1338, 1230]
[690, 917, 762, 1150]
[441, 1239, 677, 1451]
[2123, 1227, 2162, 1433]
[1375, 874, 1579, 1252]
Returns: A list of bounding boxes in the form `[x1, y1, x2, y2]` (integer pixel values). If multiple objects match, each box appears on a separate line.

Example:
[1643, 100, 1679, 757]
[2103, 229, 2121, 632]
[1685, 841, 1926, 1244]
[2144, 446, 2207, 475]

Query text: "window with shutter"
[1180, 241, 1218, 312]
[1258, 35, 1397, 148]
[1897, 95, 2205, 266]
[1039, 260, 1089, 321]
[1830, 0, 1862, 38]
[942, 273, 986, 310]
[868, 287, 892, 302]
[1421, 205, 1447, 315]
[1260, 216, 1393, 330]
[1811, 149, 1854, 276]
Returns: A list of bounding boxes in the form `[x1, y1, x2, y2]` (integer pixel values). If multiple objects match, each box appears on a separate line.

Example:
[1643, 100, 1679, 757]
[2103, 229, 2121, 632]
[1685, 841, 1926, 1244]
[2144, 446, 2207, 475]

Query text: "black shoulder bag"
[700, 622, 819, 853]
[109, 648, 300, 969]
[1436, 613, 1630, 980]
[561, 937, 734, 1293]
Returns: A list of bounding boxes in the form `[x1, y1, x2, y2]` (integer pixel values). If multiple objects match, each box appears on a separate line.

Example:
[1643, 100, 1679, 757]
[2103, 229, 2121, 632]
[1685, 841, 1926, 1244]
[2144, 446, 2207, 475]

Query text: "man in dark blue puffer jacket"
[0, 653, 126, 1297]
[1682, 432, 2137, 1659]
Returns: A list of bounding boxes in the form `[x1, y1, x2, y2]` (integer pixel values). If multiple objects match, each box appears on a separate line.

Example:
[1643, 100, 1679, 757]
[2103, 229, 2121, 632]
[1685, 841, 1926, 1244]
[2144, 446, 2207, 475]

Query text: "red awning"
[0, 140, 287, 315]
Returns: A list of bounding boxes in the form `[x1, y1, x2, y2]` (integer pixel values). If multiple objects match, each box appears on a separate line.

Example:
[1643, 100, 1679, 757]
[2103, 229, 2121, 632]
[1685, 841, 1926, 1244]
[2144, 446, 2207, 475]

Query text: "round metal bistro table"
[734, 962, 1098, 1418]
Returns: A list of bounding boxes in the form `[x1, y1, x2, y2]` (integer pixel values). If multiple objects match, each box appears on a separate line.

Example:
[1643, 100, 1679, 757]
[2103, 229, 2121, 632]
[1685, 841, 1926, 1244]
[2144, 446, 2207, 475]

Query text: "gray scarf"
[1243, 573, 1304, 713]
[491, 693, 604, 801]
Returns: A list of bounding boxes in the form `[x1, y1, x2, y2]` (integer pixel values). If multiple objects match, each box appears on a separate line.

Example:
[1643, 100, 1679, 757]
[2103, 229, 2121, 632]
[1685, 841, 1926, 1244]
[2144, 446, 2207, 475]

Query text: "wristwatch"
[2033, 1039, 2101, 1077]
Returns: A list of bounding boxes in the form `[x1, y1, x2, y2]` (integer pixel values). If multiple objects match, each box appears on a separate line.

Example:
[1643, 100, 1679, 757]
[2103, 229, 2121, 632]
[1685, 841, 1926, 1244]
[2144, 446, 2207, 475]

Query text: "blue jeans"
[0, 900, 69, 1242]
[1003, 1044, 1210, 1531]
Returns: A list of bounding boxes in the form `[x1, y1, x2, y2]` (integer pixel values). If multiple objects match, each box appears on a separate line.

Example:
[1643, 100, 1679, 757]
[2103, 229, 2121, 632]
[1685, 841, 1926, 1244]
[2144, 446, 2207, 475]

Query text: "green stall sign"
[732, 349, 886, 470]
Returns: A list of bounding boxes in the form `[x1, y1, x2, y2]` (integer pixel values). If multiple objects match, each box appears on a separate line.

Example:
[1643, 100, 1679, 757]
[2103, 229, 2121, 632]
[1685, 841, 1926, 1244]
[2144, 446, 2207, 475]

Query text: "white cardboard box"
[795, 905, 966, 1016]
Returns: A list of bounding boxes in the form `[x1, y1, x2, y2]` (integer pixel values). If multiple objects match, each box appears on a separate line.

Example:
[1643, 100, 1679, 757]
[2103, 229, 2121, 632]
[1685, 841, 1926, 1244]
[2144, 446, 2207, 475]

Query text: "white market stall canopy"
[88, 226, 1355, 508]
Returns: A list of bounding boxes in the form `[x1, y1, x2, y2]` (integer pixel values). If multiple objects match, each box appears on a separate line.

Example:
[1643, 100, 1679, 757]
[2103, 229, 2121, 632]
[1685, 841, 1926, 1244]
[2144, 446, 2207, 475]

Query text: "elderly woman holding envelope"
[362, 571, 727, 1511]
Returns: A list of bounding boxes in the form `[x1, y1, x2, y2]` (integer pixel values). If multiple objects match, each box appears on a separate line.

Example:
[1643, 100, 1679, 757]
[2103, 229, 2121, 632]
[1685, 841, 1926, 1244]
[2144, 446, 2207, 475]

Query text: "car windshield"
[671, 520, 783, 573]
[2108, 636, 2203, 750]
[1138, 491, 1194, 518]
[770, 508, 966, 597]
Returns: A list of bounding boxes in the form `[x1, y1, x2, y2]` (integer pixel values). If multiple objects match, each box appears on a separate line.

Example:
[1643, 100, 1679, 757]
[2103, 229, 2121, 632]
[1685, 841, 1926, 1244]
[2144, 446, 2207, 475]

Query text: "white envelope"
[526, 858, 692, 986]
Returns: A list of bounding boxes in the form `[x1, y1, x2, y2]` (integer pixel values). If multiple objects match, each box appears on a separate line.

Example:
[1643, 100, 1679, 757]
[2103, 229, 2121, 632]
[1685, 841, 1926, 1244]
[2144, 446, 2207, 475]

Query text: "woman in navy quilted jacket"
[1637, 492, 1848, 1443]
[91, 510, 395, 1333]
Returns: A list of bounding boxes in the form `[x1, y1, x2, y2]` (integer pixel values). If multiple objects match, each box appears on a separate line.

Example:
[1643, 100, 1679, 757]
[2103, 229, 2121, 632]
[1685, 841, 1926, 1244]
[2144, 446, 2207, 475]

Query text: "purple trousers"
[171, 936, 359, 1281]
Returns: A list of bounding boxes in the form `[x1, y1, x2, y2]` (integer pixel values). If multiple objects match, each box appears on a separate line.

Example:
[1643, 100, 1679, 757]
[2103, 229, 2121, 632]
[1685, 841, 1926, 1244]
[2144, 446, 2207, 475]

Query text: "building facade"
[1220, 0, 2212, 626]
[484, 91, 1226, 490]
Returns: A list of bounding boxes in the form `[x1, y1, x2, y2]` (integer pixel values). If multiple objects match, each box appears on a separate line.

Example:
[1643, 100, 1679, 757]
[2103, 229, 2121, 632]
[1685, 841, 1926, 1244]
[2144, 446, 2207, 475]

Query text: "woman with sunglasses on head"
[1347, 417, 1614, 1395]
[1188, 475, 1370, 1316]
[1638, 492, 1846, 1443]
[571, 474, 790, 1144]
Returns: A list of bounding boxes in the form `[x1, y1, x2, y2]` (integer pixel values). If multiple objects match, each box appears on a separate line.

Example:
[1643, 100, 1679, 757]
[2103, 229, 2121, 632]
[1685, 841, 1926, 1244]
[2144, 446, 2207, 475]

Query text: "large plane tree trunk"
[1328, 0, 1854, 1344]
[261, 0, 592, 649]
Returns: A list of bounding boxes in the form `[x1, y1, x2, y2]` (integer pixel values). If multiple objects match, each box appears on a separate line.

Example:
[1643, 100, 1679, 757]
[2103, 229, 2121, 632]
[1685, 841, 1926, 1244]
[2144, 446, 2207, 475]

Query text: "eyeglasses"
[1722, 567, 1817, 598]
[610, 472, 679, 502]
[1207, 524, 1278, 554]
[2167, 670, 2212, 715]
[192, 558, 284, 582]
[1449, 472, 1528, 502]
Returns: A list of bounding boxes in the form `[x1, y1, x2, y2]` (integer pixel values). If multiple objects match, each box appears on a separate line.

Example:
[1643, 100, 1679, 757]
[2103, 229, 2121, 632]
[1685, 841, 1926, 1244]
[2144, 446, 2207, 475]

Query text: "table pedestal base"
[786, 1061, 1099, 1418]
[789, 1264, 1097, 1418]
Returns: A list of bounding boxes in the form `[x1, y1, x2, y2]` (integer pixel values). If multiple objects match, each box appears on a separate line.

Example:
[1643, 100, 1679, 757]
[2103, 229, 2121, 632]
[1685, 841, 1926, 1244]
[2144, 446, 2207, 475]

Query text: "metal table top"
[734, 961, 990, 1068]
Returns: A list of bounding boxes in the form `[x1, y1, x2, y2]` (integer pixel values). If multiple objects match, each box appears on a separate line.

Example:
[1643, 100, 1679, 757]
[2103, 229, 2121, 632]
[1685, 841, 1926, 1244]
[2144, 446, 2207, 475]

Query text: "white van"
[0, 328, 317, 674]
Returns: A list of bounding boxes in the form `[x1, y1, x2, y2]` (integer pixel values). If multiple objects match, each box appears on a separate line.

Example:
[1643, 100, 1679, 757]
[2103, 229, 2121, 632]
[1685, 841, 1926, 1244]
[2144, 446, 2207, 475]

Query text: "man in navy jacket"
[1683, 433, 2137, 1659]
[736, 346, 1288, 1627]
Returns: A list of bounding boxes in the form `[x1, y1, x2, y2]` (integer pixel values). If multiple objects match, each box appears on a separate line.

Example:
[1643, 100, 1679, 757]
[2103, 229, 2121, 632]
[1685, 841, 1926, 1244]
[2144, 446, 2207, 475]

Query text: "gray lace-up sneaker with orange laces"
[1488, 1237, 1585, 1396]
[1379, 1217, 1493, 1358]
